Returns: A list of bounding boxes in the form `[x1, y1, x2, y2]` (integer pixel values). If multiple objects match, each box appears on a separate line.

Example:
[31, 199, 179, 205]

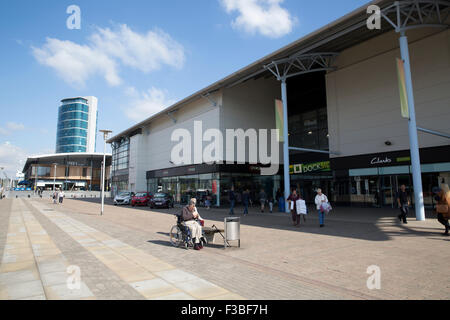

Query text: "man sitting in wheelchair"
[182, 199, 206, 250]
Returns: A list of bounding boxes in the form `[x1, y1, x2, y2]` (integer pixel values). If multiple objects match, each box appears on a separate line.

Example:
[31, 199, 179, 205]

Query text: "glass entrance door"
[381, 174, 412, 207]
[381, 176, 394, 207]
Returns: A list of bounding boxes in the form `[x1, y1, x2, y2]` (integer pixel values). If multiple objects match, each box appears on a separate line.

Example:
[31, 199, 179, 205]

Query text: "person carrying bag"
[435, 184, 450, 236]
[296, 197, 308, 225]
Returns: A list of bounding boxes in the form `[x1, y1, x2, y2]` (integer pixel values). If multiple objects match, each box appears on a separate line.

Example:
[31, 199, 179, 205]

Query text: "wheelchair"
[169, 215, 207, 249]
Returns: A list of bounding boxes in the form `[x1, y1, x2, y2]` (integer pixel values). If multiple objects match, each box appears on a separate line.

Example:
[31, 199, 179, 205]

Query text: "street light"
[52, 163, 58, 192]
[99, 130, 112, 216]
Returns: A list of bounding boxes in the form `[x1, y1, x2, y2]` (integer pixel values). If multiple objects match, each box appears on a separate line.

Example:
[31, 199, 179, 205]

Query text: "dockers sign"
[290, 161, 331, 175]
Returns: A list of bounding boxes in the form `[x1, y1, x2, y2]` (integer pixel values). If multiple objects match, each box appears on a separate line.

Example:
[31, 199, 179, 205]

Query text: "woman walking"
[435, 184, 450, 236]
[259, 189, 267, 213]
[315, 188, 329, 228]
[287, 189, 300, 227]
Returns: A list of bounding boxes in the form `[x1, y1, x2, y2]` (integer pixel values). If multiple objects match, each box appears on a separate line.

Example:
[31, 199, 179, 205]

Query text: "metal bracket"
[417, 127, 450, 139]
[201, 93, 219, 108]
[381, 0, 450, 34]
[264, 52, 339, 81]
[167, 111, 177, 124]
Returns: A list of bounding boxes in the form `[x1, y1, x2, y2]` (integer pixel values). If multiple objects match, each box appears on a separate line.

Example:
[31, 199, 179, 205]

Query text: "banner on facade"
[396, 58, 410, 119]
[275, 99, 284, 142]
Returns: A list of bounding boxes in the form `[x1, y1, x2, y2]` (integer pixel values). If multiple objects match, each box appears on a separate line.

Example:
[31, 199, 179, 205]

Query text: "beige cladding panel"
[327, 29, 450, 158]
[141, 94, 221, 174]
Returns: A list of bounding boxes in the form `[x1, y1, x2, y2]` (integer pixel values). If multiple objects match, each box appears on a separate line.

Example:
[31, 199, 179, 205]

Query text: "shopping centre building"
[22, 153, 112, 191]
[108, 0, 450, 209]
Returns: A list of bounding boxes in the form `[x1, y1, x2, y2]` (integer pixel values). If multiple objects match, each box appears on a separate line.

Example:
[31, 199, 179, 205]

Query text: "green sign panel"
[290, 161, 331, 175]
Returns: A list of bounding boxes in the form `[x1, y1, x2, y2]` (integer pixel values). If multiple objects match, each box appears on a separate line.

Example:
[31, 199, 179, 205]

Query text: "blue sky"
[0, 0, 369, 176]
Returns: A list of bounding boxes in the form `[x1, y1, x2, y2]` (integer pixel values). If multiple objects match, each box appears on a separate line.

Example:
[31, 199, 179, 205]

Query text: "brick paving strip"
[0, 200, 13, 267]
[26, 199, 244, 300]
[0, 199, 94, 300]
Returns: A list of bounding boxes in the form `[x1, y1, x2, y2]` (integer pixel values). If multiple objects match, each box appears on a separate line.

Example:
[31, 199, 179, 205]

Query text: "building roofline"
[61, 97, 89, 103]
[22, 152, 112, 173]
[26, 152, 111, 159]
[107, 0, 389, 143]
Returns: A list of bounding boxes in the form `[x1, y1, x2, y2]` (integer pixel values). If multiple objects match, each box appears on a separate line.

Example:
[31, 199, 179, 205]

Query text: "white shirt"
[315, 194, 328, 210]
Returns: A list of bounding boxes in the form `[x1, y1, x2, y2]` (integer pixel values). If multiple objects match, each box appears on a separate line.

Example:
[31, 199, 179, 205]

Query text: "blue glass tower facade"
[56, 97, 97, 153]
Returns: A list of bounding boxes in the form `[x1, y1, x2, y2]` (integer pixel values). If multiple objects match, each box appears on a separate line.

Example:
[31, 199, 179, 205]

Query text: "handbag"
[321, 202, 332, 213]
[436, 204, 449, 214]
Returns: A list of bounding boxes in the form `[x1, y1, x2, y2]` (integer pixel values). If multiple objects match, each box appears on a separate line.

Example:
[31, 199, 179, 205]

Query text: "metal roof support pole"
[379, 0, 450, 221]
[399, 33, 425, 221]
[264, 53, 338, 213]
[281, 79, 290, 213]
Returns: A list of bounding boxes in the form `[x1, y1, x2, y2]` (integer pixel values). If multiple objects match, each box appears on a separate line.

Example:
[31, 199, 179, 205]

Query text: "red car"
[131, 192, 153, 207]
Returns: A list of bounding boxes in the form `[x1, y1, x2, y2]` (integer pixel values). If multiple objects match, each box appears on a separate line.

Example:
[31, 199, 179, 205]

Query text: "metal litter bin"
[224, 217, 240, 248]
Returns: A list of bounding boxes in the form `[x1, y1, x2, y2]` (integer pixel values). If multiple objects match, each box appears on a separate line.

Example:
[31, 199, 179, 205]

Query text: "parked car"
[131, 192, 153, 207]
[114, 192, 135, 205]
[149, 192, 174, 209]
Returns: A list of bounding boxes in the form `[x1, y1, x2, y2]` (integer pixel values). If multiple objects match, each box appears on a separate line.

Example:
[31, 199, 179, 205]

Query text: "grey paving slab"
[0, 280, 45, 300]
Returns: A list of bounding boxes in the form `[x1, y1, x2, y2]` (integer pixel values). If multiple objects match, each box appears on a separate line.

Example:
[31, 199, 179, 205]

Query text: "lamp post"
[52, 163, 58, 192]
[99, 130, 112, 216]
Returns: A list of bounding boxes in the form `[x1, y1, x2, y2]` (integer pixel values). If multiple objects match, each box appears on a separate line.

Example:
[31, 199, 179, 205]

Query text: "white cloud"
[220, 0, 296, 38]
[6, 122, 25, 131]
[91, 25, 185, 73]
[0, 122, 25, 135]
[125, 87, 176, 122]
[33, 38, 120, 87]
[0, 142, 27, 178]
[32, 24, 185, 87]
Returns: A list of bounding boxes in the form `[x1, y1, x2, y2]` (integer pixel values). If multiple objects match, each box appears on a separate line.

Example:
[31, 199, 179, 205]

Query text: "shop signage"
[370, 157, 392, 165]
[290, 161, 331, 175]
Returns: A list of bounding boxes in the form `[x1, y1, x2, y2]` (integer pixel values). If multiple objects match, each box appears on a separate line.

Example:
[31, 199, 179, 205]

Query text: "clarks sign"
[370, 157, 392, 166]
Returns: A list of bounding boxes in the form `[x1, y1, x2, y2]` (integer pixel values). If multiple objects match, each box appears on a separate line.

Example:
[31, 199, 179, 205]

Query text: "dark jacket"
[242, 192, 250, 204]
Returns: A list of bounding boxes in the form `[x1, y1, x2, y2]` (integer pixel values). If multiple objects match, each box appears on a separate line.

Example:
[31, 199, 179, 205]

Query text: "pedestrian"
[53, 191, 57, 204]
[229, 187, 236, 215]
[315, 188, 329, 228]
[58, 190, 64, 204]
[268, 194, 274, 213]
[205, 191, 211, 210]
[242, 189, 250, 215]
[396, 184, 410, 224]
[296, 193, 307, 224]
[276, 188, 283, 212]
[287, 189, 300, 227]
[259, 189, 267, 213]
[435, 184, 450, 236]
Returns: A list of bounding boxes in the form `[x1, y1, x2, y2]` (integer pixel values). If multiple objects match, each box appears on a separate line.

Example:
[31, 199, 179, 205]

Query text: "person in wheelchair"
[182, 199, 205, 250]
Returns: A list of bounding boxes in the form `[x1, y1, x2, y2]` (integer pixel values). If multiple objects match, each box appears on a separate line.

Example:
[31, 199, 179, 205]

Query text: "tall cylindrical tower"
[56, 96, 98, 153]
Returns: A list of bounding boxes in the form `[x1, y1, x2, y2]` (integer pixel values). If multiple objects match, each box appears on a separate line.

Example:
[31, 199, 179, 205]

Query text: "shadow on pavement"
[68, 198, 446, 242]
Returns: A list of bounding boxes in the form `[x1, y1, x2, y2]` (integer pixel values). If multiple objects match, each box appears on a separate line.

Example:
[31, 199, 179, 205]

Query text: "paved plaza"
[0, 197, 449, 300]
